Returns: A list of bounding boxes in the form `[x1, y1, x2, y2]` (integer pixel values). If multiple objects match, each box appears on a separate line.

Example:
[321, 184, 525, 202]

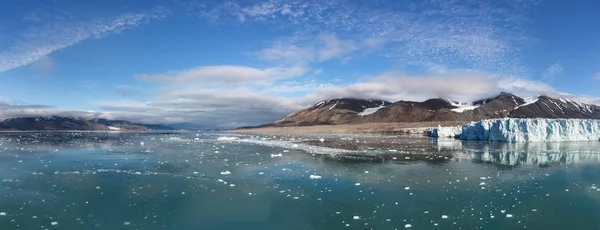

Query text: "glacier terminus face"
[430, 118, 600, 142]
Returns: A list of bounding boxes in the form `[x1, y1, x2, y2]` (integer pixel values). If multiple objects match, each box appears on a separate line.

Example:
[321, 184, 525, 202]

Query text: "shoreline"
[230, 121, 467, 136]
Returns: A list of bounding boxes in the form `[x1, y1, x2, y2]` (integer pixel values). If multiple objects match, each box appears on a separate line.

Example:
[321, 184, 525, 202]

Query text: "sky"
[1, 0, 600, 128]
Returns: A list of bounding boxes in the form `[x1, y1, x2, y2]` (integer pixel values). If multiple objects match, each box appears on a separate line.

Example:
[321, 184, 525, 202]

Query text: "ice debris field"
[429, 118, 600, 142]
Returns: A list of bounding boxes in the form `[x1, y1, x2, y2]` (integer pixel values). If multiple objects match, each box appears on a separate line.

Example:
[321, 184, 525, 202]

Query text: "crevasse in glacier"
[429, 118, 600, 142]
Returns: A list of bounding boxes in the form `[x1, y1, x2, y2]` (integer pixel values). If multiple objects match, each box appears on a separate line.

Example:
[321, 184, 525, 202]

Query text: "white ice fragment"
[500, 210, 506, 213]
[217, 136, 238, 141]
[95, 186, 101, 190]
[405, 187, 410, 190]
[479, 182, 486, 186]
[51, 221, 58, 225]
[364, 171, 369, 174]
[405, 224, 412, 228]
[271, 153, 283, 158]
[319, 138, 325, 143]
[565, 189, 570, 192]
[355, 183, 361, 186]
[480, 177, 487, 180]
[353, 216, 360, 220]
[292, 144, 299, 148]
[0, 212, 6, 216]
[506, 214, 513, 218]
[532, 209, 537, 212]
[441, 215, 448, 219]
[309, 175, 322, 179]
[124, 222, 131, 225]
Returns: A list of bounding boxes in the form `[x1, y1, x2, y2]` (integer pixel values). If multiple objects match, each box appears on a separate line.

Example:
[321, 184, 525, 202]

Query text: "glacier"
[428, 125, 462, 138]
[429, 118, 600, 142]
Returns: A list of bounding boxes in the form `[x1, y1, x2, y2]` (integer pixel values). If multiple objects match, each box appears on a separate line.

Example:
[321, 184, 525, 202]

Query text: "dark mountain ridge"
[0, 116, 174, 131]
[256, 92, 600, 128]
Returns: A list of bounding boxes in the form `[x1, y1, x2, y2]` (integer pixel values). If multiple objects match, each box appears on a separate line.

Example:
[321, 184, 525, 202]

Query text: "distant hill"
[0, 116, 174, 131]
[248, 92, 600, 128]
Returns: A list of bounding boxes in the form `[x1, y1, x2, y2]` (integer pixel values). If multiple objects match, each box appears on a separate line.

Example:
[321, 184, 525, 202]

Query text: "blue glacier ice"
[430, 118, 600, 142]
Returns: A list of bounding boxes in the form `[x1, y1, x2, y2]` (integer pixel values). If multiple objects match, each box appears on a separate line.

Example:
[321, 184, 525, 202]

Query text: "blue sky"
[0, 0, 599, 128]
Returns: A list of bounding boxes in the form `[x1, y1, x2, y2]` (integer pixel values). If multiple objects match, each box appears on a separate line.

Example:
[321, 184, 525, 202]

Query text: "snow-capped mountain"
[261, 92, 600, 127]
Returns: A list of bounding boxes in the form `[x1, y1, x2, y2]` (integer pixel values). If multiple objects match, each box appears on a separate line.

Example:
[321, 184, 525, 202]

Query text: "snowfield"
[429, 118, 600, 142]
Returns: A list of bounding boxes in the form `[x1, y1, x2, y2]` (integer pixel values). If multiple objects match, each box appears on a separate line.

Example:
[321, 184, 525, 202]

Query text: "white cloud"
[136, 65, 308, 87]
[541, 62, 564, 79]
[256, 33, 360, 65]
[0, 7, 169, 73]
[198, 0, 537, 75]
[312, 69, 323, 75]
[262, 80, 336, 93]
[317, 34, 358, 62]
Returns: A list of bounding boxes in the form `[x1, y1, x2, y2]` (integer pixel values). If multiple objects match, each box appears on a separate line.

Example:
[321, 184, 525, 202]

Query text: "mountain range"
[0, 116, 174, 131]
[263, 92, 600, 127]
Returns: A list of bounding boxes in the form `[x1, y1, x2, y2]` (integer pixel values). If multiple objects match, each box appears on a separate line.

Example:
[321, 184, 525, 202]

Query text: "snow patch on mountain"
[444, 99, 480, 113]
[358, 101, 388, 116]
[430, 118, 600, 142]
[514, 97, 539, 110]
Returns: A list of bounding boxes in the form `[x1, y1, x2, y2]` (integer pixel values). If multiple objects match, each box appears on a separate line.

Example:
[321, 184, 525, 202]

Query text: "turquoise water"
[1, 132, 600, 230]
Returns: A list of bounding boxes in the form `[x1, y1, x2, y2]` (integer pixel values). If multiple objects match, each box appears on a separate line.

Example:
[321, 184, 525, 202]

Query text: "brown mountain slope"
[274, 99, 391, 126]
[253, 92, 600, 128]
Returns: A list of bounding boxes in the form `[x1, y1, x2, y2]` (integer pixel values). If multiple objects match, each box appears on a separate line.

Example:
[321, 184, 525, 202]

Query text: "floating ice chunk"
[51, 221, 58, 225]
[220, 171, 231, 175]
[292, 144, 299, 148]
[506, 214, 513, 218]
[353, 216, 360, 220]
[500, 210, 506, 213]
[480, 177, 487, 180]
[0, 212, 6, 216]
[405, 224, 412, 228]
[124, 222, 131, 225]
[319, 138, 325, 143]
[355, 183, 361, 186]
[309, 175, 322, 179]
[441, 215, 448, 219]
[217, 137, 238, 141]
[479, 182, 486, 186]
[107, 126, 120, 130]
[271, 153, 283, 158]
[404, 187, 410, 190]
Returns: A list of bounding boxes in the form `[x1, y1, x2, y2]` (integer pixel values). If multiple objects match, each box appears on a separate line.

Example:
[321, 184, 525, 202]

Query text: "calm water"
[1, 132, 600, 230]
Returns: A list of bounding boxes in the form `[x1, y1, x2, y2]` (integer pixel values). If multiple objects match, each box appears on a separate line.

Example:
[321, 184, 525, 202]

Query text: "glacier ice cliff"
[429, 118, 600, 142]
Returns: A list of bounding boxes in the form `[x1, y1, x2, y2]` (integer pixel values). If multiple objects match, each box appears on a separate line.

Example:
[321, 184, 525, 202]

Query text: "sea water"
[1, 132, 600, 230]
